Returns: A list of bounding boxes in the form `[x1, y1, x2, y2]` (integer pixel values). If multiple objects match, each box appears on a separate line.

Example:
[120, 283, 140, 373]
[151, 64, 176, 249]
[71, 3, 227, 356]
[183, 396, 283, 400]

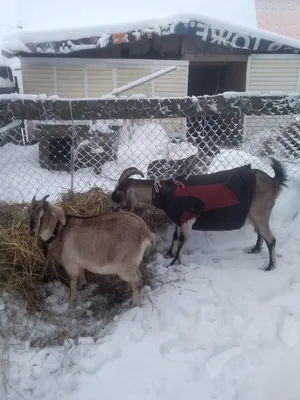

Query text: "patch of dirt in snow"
[0, 247, 168, 348]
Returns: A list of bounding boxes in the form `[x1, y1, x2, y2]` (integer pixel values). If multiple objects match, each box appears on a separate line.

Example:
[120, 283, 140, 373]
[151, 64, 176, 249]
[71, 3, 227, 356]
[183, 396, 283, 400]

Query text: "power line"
[0, 24, 22, 29]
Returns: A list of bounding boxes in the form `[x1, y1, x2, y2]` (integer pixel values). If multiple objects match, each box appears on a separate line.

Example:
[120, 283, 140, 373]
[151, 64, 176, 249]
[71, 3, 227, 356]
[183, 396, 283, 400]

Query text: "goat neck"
[40, 212, 61, 243]
[151, 179, 175, 209]
[132, 180, 153, 203]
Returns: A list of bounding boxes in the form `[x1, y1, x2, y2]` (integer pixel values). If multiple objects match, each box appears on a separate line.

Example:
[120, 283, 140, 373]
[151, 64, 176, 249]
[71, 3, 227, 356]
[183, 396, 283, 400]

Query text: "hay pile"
[0, 188, 170, 312]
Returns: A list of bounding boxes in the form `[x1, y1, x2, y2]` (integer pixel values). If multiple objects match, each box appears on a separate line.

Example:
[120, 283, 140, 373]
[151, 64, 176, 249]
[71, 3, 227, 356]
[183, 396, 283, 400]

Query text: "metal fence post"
[69, 101, 76, 196]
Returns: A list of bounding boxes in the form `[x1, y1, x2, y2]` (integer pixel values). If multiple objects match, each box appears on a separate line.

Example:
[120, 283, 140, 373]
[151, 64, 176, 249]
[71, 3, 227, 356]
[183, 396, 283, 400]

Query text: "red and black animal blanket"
[152, 164, 256, 231]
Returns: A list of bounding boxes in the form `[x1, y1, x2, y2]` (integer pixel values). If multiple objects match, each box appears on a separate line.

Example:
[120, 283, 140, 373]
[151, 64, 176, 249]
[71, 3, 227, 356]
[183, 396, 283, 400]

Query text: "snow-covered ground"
[2, 175, 300, 400]
[2, 122, 300, 399]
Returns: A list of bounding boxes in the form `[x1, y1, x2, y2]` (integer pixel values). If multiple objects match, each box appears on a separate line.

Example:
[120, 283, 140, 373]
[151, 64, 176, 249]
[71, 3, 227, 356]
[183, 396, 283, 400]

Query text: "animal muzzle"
[29, 229, 36, 237]
[29, 220, 37, 236]
[111, 202, 121, 211]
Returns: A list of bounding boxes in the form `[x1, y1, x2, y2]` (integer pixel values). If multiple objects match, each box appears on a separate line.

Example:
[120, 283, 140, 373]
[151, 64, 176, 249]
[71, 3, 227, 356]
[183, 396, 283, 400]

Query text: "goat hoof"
[165, 250, 173, 259]
[68, 298, 78, 309]
[265, 265, 275, 272]
[169, 259, 180, 267]
[68, 302, 75, 309]
[130, 301, 141, 308]
[248, 247, 261, 254]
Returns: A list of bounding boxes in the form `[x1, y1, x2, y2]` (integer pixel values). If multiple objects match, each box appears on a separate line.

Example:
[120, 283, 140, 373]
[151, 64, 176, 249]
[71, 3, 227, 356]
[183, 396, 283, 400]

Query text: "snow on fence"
[1, 92, 300, 203]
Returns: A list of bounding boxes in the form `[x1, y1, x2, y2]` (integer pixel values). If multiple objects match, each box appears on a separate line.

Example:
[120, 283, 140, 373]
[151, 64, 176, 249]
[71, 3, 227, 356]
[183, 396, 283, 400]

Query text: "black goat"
[111, 160, 287, 271]
[152, 159, 287, 270]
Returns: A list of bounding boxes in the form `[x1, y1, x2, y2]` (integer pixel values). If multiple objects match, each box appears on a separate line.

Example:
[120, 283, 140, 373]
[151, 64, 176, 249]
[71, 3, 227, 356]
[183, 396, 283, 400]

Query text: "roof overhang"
[3, 13, 300, 58]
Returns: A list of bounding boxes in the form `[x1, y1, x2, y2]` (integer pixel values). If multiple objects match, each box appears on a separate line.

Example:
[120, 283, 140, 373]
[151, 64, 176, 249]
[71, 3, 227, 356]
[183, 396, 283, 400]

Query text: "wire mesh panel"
[0, 94, 300, 204]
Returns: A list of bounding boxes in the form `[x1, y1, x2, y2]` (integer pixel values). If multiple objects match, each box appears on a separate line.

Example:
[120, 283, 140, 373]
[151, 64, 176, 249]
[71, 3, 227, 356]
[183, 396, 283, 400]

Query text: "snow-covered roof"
[3, 12, 300, 57]
[0, 52, 20, 70]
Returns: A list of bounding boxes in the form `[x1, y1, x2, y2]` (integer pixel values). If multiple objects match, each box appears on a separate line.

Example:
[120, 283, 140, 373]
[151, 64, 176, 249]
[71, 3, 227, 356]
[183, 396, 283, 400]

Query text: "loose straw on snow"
[0, 188, 170, 311]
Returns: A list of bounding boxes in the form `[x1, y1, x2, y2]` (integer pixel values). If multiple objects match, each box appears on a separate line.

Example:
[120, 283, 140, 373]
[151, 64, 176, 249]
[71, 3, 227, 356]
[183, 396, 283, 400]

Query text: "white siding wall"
[21, 58, 189, 134]
[245, 54, 300, 138]
[21, 58, 189, 98]
[247, 56, 300, 92]
[153, 67, 187, 97]
[22, 65, 54, 95]
[87, 68, 113, 97]
[56, 66, 85, 98]
[152, 67, 188, 132]
[117, 68, 152, 97]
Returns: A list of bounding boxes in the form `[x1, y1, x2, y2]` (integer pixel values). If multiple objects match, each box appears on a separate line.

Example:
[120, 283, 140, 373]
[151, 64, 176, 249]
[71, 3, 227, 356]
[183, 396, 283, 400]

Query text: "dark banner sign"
[16, 18, 300, 56]
[176, 20, 296, 53]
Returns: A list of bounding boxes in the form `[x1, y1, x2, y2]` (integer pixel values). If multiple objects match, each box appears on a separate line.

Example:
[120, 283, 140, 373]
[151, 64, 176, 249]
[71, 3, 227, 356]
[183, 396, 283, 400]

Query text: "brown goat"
[27, 195, 156, 307]
[111, 159, 288, 271]
[111, 167, 153, 212]
[111, 167, 199, 212]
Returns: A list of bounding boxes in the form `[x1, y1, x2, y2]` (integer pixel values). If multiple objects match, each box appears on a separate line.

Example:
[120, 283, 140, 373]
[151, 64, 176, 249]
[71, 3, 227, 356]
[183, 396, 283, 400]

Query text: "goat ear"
[48, 204, 66, 226]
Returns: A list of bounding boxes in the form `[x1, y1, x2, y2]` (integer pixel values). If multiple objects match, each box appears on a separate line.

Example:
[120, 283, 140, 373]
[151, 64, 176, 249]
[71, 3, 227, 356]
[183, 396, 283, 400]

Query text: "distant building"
[256, 0, 300, 39]
[4, 12, 300, 102]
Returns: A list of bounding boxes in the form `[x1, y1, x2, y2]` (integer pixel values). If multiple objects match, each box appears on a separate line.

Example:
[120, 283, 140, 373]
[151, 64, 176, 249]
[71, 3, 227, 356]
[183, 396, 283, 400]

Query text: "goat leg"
[169, 229, 185, 266]
[118, 267, 142, 307]
[248, 233, 263, 254]
[251, 219, 276, 271]
[130, 280, 142, 307]
[166, 225, 180, 258]
[168, 218, 196, 267]
[68, 275, 78, 307]
[265, 238, 276, 271]
[78, 268, 87, 288]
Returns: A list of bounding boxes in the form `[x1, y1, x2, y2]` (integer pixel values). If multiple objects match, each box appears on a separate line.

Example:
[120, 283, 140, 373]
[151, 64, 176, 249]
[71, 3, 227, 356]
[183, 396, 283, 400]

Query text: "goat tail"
[149, 232, 156, 250]
[269, 157, 288, 190]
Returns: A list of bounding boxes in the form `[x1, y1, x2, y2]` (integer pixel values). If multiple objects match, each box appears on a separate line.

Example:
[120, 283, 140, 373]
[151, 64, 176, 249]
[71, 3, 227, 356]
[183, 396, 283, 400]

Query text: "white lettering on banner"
[189, 20, 291, 53]
[210, 29, 232, 47]
[252, 37, 261, 51]
[194, 22, 209, 42]
[268, 43, 283, 51]
[231, 33, 251, 49]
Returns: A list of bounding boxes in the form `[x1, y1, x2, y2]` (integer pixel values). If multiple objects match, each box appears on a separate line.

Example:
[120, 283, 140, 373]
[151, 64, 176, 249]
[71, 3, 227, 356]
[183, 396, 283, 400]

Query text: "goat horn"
[32, 195, 36, 203]
[42, 194, 50, 203]
[118, 167, 144, 186]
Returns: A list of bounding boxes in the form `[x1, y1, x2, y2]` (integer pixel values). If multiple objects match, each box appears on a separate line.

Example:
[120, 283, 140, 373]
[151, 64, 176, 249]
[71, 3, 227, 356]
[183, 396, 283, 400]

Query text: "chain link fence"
[0, 93, 300, 203]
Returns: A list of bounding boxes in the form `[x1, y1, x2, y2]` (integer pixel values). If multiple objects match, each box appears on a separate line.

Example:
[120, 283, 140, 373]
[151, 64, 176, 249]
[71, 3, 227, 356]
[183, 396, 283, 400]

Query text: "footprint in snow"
[130, 326, 145, 342]
[78, 346, 122, 375]
[201, 249, 215, 255]
[159, 333, 204, 362]
[205, 347, 244, 379]
[277, 312, 299, 347]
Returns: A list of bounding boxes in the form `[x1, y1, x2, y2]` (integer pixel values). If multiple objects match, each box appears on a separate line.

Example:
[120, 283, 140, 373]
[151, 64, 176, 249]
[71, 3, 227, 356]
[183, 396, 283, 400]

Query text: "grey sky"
[1, 0, 256, 33]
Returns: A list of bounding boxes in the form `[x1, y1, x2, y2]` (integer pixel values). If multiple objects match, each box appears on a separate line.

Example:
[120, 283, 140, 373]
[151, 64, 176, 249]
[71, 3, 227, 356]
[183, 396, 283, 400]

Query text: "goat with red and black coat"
[111, 159, 288, 271]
